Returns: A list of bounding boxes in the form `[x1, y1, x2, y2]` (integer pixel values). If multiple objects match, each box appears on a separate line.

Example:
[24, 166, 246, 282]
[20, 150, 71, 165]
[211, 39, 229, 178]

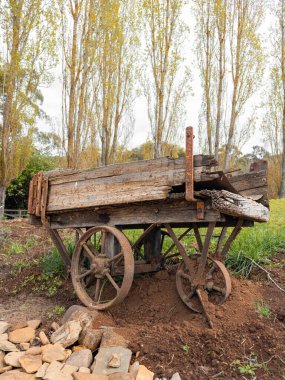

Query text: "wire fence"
[3, 209, 28, 219]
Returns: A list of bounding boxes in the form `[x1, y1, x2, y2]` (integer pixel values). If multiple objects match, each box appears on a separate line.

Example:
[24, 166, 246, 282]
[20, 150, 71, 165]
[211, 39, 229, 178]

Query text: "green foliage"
[255, 301, 273, 319]
[4, 237, 38, 257]
[226, 199, 285, 278]
[5, 149, 58, 209]
[8, 241, 25, 255]
[182, 344, 190, 353]
[47, 305, 66, 319]
[41, 240, 74, 277]
[12, 259, 31, 273]
[231, 354, 268, 377]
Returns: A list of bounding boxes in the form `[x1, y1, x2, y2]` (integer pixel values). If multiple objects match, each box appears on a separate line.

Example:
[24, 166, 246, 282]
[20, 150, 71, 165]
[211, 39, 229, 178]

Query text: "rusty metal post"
[185, 126, 195, 202]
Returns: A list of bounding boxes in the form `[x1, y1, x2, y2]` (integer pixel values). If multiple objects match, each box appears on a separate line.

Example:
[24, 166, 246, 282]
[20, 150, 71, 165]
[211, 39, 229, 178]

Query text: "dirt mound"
[108, 271, 285, 379]
[110, 271, 262, 330]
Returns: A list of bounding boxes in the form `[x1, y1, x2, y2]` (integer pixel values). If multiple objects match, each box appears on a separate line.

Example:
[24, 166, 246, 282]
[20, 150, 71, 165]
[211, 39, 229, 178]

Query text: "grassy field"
[226, 198, 285, 277]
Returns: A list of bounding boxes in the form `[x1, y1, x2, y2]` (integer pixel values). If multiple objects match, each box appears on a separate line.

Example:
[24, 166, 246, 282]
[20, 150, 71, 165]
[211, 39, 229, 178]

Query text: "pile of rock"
[0, 306, 181, 380]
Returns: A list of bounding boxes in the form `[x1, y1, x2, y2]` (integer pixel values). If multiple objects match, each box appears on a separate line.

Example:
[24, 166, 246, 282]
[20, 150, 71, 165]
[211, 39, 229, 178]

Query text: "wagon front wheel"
[71, 226, 134, 310]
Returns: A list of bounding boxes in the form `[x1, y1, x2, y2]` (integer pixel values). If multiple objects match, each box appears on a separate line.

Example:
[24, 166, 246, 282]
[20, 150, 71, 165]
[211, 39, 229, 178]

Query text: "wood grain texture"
[49, 199, 224, 229]
[46, 162, 220, 213]
[200, 190, 269, 222]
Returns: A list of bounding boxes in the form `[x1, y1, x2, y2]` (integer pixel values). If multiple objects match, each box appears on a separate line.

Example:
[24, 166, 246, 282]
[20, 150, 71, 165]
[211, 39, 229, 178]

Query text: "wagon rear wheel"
[176, 255, 231, 313]
[71, 226, 134, 310]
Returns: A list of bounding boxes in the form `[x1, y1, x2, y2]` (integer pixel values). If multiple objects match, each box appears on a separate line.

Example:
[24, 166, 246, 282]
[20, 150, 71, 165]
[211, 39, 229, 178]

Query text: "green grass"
[225, 199, 285, 278]
[255, 300, 273, 319]
[4, 236, 38, 257]
[41, 240, 74, 277]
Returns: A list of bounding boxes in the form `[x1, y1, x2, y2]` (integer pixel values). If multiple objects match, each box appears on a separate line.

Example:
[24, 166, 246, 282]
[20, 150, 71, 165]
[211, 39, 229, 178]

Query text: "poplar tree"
[142, 0, 190, 158]
[0, 0, 58, 216]
[194, 0, 263, 168]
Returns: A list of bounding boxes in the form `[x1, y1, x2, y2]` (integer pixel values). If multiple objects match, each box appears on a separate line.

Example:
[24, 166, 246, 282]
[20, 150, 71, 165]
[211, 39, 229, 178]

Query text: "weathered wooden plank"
[227, 170, 267, 192]
[47, 156, 217, 185]
[49, 200, 224, 229]
[46, 168, 221, 212]
[200, 190, 269, 222]
[28, 179, 34, 214]
[35, 172, 43, 217]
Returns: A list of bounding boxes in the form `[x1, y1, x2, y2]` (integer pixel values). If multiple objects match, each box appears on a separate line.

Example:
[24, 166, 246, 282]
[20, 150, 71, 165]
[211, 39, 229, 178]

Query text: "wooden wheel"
[176, 254, 231, 313]
[71, 226, 134, 310]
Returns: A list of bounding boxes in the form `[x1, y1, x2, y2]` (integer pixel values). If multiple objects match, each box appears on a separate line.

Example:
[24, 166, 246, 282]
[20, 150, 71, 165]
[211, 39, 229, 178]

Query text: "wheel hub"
[92, 254, 110, 275]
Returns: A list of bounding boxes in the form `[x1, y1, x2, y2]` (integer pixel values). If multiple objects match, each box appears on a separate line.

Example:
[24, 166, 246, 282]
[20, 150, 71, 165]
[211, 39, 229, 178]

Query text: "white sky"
[39, 3, 271, 155]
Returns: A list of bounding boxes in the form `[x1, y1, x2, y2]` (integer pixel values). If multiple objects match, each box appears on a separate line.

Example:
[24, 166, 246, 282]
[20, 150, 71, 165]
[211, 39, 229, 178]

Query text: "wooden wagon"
[28, 128, 269, 327]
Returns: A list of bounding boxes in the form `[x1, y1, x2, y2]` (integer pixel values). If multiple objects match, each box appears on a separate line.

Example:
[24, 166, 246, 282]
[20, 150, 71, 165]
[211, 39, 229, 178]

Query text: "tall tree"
[194, 0, 227, 160]
[266, 0, 285, 197]
[91, 0, 138, 166]
[224, 0, 263, 169]
[142, 0, 190, 158]
[194, 0, 263, 167]
[59, 0, 97, 169]
[0, 0, 58, 216]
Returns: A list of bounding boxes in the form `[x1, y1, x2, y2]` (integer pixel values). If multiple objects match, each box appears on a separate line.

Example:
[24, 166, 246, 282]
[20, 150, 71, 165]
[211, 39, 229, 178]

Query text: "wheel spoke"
[86, 239, 100, 256]
[82, 243, 96, 261]
[105, 272, 119, 292]
[206, 264, 216, 279]
[178, 270, 192, 282]
[94, 278, 101, 302]
[78, 268, 93, 280]
[108, 252, 123, 264]
[212, 286, 226, 295]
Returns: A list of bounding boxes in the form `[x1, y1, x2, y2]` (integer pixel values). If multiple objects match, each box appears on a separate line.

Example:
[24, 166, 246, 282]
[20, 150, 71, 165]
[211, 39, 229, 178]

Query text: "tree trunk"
[215, 0, 226, 161]
[280, 123, 285, 197]
[67, 3, 79, 169]
[0, 186, 6, 218]
[205, 2, 212, 155]
[280, 1, 285, 198]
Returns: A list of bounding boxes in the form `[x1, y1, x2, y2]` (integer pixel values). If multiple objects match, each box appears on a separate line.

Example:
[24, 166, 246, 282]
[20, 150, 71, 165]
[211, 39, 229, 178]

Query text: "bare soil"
[0, 220, 285, 379]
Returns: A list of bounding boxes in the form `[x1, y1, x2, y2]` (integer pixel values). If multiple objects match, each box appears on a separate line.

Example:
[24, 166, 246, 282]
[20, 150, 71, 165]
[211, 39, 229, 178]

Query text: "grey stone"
[108, 354, 120, 368]
[92, 347, 132, 376]
[129, 361, 139, 377]
[66, 349, 93, 368]
[136, 365, 154, 380]
[0, 341, 18, 352]
[61, 306, 98, 327]
[43, 361, 64, 379]
[51, 321, 82, 348]
[0, 351, 5, 368]
[0, 370, 36, 379]
[108, 374, 134, 380]
[0, 334, 8, 342]
[27, 320, 41, 329]
[100, 329, 128, 349]
[4, 352, 25, 367]
[170, 373, 182, 380]
[42, 343, 66, 363]
[19, 354, 42, 374]
[61, 363, 78, 375]
[78, 328, 103, 352]
[35, 362, 49, 377]
[78, 367, 91, 373]
[8, 327, 35, 344]
[0, 322, 10, 335]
